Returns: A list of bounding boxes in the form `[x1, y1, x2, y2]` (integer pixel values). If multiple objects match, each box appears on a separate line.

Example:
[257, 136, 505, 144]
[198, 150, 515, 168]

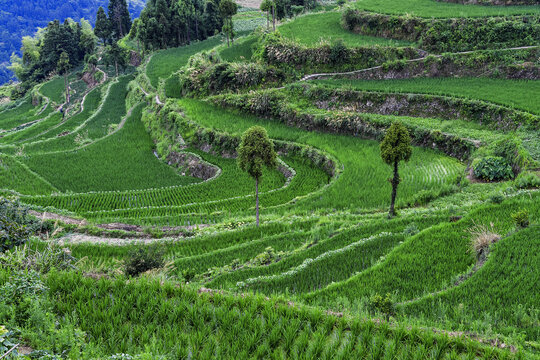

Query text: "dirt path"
[58, 233, 179, 246]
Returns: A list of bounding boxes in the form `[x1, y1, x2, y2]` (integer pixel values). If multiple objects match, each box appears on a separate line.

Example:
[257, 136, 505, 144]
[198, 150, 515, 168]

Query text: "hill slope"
[0, 0, 146, 85]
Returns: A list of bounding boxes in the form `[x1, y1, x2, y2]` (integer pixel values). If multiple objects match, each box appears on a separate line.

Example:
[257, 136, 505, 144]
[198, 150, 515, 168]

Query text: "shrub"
[490, 136, 532, 176]
[488, 192, 505, 204]
[473, 156, 514, 181]
[403, 223, 419, 237]
[0, 325, 19, 359]
[369, 293, 395, 320]
[181, 268, 197, 282]
[0, 270, 47, 305]
[511, 209, 529, 228]
[0, 199, 39, 252]
[329, 39, 348, 65]
[0, 241, 77, 273]
[124, 246, 165, 277]
[514, 171, 540, 189]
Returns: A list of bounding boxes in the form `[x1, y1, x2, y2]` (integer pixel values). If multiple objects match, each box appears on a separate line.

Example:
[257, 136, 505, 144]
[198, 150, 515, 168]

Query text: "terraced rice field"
[279, 12, 414, 47]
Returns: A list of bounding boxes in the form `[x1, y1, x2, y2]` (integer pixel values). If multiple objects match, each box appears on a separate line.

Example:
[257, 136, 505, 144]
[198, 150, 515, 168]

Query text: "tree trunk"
[255, 178, 260, 227]
[389, 160, 399, 217]
[226, 29, 230, 47]
[272, 6, 276, 31]
[195, 18, 199, 39]
[266, 11, 269, 29]
[186, 23, 191, 44]
[64, 74, 69, 103]
[115, 59, 119, 77]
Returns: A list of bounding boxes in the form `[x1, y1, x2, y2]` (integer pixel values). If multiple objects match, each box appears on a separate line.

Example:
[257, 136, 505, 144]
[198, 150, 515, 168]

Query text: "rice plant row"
[20, 104, 201, 193]
[39, 270, 519, 359]
[207, 213, 448, 289]
[402, 225, 540, 340]
[304, 192, 540, 305]
[179, 99, 464, 211]
[238, 232, 406, 295]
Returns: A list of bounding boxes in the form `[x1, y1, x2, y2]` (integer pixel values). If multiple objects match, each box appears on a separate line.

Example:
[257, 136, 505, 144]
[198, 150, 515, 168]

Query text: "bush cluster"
[254, 31, 422, 73]
[0, 199, 40, 252]
[178, 51, 285, 96]
[514, 171, 540, 189]
[473, 156, 514, 181]
[124, 246, 165, 277]
[342, 9, 540, 53]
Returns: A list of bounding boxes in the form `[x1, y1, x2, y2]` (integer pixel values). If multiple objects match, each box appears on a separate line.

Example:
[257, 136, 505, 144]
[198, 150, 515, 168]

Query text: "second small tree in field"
[237, 126, 277, 227]
[380, 121, 412, 218]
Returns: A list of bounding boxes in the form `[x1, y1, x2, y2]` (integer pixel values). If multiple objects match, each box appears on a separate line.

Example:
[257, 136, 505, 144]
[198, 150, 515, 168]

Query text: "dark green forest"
[0, 0, 146, 85]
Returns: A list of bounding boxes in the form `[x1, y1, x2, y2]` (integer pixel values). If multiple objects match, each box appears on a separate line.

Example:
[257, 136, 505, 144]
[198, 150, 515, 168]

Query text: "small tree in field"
[57, 51, 71, 103]
[380, 121, 412, 218]
[238, 126, 277, 227]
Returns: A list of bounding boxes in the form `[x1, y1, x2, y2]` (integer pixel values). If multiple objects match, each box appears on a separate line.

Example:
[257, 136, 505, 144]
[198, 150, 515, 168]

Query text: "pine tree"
[95, 6, 112, 44]
[109, 0, 132, 40]
[219, 0, 237, 46]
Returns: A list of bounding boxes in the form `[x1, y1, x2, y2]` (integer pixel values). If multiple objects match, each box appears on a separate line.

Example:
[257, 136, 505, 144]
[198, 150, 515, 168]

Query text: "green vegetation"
[23, 104, 201, 193]
[278, 12, 413, 47]
[352, 0, 540, 17]
[0, 0, 539, 357]
[315, 78, 540, 114]
[146, 37, 223, 88]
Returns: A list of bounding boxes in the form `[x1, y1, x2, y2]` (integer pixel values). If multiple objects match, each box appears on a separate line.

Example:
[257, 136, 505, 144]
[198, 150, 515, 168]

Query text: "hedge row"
[342, 9, 540, 52]
[146, 100, 338, 177]
[297, 84, 539, 130]
[177, 51, 286, 96]
[210, 90, 477, 160]
[316, 48, 540, 80]
[257, 32, 424, 73]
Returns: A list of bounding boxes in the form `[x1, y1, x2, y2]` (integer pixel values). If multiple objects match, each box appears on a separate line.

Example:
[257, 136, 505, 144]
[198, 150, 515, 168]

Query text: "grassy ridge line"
[402, 225, 540, 340]
[278, 12, 414, 47]
[238, 232, 405, 295]
[67, 220, 314, 270]
[0, 96, 52, 131]
[171, 223, 327, 275]
[299, 45, 540, 82]
[303, 192, 539, 305]
[18, 77, 127, 155]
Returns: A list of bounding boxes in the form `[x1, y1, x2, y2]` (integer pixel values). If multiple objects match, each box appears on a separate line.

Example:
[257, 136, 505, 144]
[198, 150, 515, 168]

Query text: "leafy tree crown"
[380, 121, 412, 165]
[237, 126, 277, 180]
[57, 51, 71, 75]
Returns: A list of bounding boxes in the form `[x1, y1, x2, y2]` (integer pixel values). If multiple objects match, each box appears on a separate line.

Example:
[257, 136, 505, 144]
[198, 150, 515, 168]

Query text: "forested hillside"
[0, 0, 146, 84]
